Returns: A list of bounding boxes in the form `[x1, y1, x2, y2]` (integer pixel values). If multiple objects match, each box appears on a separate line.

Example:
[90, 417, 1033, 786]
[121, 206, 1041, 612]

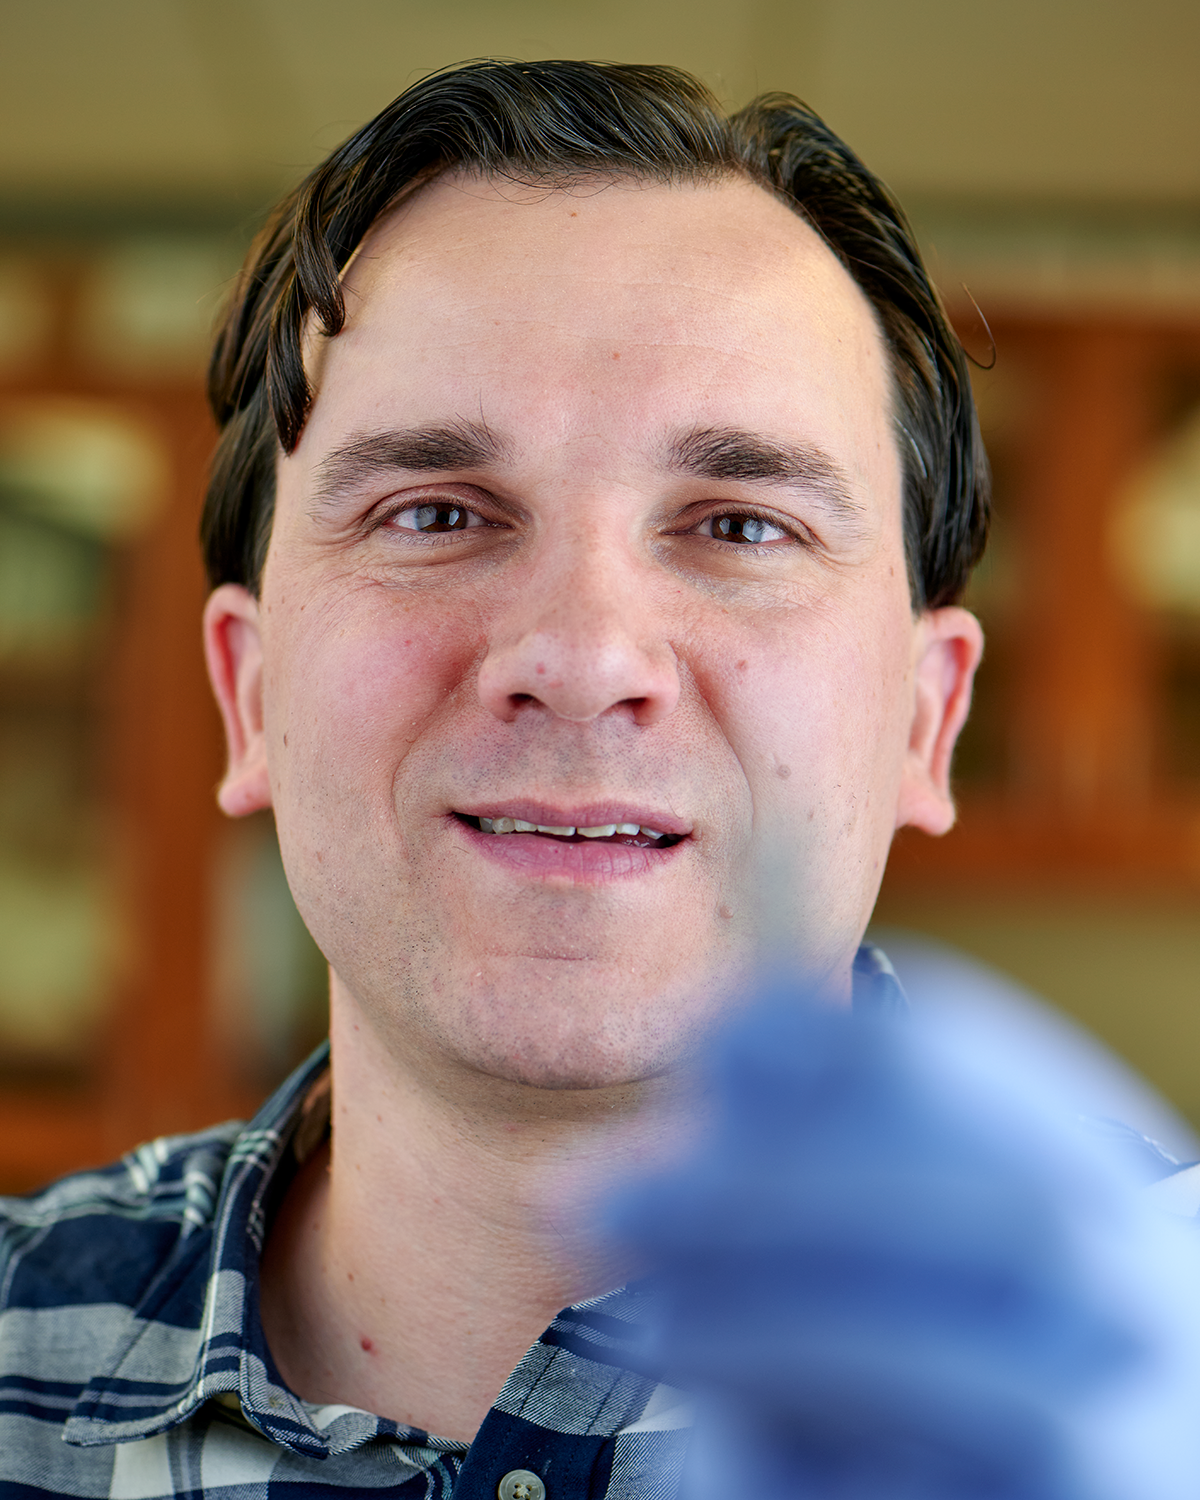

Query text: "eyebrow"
[311, 420, 508, 510]
[667, 426, 861, 518]
[309, 418, 861, 522]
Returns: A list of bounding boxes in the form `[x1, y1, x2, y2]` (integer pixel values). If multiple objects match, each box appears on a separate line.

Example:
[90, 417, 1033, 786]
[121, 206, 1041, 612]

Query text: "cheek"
[708, 598, 915, 834]
[260, 589, 482, 821]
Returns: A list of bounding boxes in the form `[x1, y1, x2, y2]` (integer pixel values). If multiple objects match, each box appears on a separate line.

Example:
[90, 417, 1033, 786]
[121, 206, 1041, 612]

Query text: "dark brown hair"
[204, 59, 989, 609]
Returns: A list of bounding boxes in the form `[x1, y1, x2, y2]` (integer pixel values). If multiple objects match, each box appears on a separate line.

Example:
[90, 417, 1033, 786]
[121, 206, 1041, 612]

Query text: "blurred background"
[1, 0, 1199, 1189]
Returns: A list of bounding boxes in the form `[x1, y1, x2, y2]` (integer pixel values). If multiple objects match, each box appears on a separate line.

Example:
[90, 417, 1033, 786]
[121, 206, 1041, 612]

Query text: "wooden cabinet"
[886, 311, 1200, 888]
[0, 251, 250, 1190]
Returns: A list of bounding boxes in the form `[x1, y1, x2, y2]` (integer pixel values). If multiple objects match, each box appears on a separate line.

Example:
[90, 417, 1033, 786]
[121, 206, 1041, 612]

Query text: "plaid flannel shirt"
[0, 947, 907, 1499]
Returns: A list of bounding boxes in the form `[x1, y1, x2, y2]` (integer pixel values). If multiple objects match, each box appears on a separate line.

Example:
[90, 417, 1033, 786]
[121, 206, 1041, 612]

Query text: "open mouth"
[456, 814, 684, 849]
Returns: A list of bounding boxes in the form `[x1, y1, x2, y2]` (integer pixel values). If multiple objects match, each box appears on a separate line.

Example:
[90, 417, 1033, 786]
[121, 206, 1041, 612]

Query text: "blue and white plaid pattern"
[0, 1041, 690, 1499]
[0, 946, 913, 1498]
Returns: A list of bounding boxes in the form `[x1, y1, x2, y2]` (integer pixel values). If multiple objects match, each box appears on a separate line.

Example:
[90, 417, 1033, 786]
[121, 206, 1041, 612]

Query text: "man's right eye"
[389, 503, 483, 533]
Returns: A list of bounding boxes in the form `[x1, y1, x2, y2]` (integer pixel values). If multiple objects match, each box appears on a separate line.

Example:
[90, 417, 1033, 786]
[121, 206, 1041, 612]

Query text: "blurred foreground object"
[614, 986, 1200, 1500]
[874, 929, 1200, 1163]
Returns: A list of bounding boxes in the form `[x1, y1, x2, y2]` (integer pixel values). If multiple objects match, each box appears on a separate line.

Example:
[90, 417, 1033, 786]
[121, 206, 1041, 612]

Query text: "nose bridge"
[533, 526, 633, 651]
[477, 524, 680, 726]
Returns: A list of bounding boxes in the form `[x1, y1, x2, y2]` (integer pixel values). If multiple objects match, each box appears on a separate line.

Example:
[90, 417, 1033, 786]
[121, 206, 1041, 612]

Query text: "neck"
[259, 981, 696, 1443]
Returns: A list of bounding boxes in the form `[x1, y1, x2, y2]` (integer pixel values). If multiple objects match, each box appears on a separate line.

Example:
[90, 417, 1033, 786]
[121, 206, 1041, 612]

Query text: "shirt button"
[498, 1470, 546, 1500]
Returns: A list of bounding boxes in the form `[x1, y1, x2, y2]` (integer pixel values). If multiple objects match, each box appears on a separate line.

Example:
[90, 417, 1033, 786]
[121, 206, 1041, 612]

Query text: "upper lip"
[452, 802, 693, 836]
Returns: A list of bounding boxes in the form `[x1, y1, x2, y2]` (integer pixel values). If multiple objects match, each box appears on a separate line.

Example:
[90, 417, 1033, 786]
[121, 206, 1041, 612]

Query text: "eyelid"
[373, 483, 510, 533]
[387, 504, 489, 531]
[671, 501, 817, 548]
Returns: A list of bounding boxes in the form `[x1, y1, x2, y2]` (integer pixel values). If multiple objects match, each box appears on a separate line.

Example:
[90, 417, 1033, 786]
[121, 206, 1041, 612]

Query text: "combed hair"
[204, 59, 989, 609]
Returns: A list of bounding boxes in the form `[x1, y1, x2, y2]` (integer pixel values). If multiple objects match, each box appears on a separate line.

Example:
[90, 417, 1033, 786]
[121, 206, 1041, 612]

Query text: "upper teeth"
[478, 817, 665, 840]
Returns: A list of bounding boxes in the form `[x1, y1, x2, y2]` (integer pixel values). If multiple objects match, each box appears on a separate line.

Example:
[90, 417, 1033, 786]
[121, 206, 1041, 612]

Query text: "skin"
[204, 172, 982, 1441]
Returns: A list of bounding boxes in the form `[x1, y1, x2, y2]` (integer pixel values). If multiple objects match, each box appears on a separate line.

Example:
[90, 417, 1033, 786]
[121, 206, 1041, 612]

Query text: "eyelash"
[683, 507, 810, 549]
[377, 499, 500, 541]
[375, 497, 812, 551]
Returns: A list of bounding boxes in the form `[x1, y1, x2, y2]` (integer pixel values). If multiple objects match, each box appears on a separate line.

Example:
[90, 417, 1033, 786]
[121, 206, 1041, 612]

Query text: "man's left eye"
[700, 513, 790, 545]
[389, 503, 485, 533]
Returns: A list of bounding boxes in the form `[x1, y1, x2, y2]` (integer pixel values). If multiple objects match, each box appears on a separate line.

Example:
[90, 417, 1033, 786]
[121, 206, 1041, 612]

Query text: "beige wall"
[1, 0, 1198, 205]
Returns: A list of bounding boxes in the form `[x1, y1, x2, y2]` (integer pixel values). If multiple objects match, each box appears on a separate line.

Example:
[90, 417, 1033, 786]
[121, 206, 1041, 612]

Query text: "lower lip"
[454, 820, 686, 882]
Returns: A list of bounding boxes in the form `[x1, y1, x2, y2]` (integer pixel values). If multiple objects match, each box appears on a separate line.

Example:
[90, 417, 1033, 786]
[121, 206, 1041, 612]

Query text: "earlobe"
[202, 584, 273, 817]
[894, 606, 984, 836]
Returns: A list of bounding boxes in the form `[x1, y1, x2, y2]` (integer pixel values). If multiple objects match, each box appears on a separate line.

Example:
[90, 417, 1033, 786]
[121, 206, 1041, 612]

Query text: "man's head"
[201, 61, 987, 1092]
[203, 61, 987, 611]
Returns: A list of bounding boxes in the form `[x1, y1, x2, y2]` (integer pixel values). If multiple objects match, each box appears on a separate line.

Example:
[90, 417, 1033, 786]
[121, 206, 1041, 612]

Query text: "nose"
[476, 544, 681, 726]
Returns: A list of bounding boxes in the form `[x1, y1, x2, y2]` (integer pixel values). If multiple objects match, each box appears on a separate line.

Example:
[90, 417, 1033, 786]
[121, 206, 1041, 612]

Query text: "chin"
[445, 981, 720, 1093]
[340, 948, 746, 1094]
[455, 1023, 679, 1093]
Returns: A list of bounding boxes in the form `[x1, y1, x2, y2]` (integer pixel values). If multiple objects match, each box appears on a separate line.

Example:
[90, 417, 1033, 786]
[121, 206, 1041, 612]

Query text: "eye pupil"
[415, 505, 468, 532]
[715, 514, 768, 544]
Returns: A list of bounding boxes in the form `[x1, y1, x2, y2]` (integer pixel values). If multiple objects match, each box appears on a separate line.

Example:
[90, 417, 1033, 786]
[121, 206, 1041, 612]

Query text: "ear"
[203, 583, 272, 817]
[894, 606, 984, 836]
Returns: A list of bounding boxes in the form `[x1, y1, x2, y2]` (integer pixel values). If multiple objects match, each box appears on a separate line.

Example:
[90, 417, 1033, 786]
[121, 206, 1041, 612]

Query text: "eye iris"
[715, 514, 768, 544]
[415, 504, 468, 532]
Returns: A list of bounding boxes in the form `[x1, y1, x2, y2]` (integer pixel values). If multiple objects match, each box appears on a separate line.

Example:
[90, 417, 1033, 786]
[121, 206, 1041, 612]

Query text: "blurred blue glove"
[612, 982, 1200, 1500]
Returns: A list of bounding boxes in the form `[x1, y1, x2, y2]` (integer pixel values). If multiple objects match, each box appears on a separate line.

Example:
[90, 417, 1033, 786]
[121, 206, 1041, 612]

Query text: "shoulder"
[0, 1119, 244, 1315]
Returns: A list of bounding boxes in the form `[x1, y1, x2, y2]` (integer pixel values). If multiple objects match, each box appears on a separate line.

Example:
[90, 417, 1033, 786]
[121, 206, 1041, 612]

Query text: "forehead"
[299, 172, 897, 504]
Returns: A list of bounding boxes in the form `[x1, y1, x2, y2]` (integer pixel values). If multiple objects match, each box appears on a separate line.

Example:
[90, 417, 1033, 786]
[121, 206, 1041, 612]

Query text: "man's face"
[207, 173, 977, 1090]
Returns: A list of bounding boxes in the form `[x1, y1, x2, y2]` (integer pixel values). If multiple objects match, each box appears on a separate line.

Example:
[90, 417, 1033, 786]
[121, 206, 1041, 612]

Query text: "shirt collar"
[64, 1042, 365, 1456]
